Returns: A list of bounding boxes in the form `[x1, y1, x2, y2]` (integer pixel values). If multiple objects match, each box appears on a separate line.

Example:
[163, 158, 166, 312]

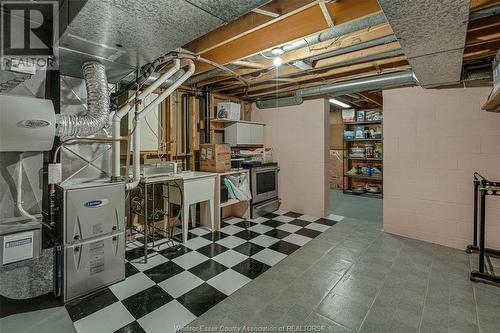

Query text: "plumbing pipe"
[137, 60, 195, 120]
[125, 117, 141, 191]
[203, 86, 211, 143]
[126, 60, 195, 190]
[17, 153, 37, 220]
[184, 94, 190, 169]
[112, 60, 180, 179]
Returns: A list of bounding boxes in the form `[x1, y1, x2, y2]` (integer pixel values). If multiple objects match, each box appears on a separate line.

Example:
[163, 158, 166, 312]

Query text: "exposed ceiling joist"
[470, 0, 500, 10]
[252, 8, 280, 18]
[230, 60, 267, 69]
[466, 25, 500, 46]
[184, 0, 317, 55]
[193, 23, 394, 86]
[217, 56, 408, 94]
[192, 0, 382, 73]
[358, 91, 383, 106]
[217, 41, 402, 91]
[318, 0, 335, 27]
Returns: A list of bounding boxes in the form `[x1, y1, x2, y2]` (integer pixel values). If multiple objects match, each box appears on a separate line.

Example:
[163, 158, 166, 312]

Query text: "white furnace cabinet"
[56, 181, 125, 302]
[224, 121, 264, 146]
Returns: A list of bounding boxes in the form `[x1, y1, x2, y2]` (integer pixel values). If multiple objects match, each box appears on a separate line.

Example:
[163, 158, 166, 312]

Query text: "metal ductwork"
[285, 12, 387, 54]
[469, 4, 500, 21]
[308, 35, 398, 62]
[57, 61, 110, 137]
[255, 70, 416, 109]
[59, 0, 269, 83]
[0, 71, 33, 93]
[463, 67, 493, 81]
[186, 12, 388, 85]
[377, 0, 470, 87]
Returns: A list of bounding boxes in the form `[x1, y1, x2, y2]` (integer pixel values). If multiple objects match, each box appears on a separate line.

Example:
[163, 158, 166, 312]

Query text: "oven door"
[251, 166, 279, 204]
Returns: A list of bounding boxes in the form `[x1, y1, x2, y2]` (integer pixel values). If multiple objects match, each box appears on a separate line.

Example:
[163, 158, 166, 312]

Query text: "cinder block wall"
[252, 99, 329, 217]
[383, 86, 500, 249]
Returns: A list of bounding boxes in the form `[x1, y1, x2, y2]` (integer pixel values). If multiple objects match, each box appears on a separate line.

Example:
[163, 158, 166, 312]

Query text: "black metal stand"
[467, 173, 500, 284]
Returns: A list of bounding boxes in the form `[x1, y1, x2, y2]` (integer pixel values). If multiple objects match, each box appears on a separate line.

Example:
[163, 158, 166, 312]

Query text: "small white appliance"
[0, 95, 56, 152]
[0, 219, 42, 266]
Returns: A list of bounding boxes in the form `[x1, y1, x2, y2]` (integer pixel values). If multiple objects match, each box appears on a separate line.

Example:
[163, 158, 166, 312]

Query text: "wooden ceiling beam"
[468, 15, 500, 32]
[217, 56, 408, 94]
[251, 8, 280, 18]
[193, 0, 383, 73]
[470, 0, 500, 10]
[466, 25, 500, 46]
[194, 23, 394, 87]
[215, 41, 402, 91]
[230, 60, 267, 69]
[358, 91, 383, 106]
[183, 0, 317, 55]
[464, 39, 500, 63]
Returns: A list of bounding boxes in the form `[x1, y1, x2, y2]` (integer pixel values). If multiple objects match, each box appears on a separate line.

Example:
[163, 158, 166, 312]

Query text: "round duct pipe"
[255, 70, 416, 109]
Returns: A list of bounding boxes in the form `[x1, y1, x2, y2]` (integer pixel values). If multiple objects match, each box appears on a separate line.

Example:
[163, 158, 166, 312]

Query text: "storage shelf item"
[219, 198, 248, 208]
[225, 121, 265, 147]
[346, 157, 383, 161]
[343, 120, 382, 125]
[343, 190, 383, 198]
[214, 169, 251, 228]
[342, 109, 383, 198]
[345, 138, 382, 142]
[344, 174, 383, 181]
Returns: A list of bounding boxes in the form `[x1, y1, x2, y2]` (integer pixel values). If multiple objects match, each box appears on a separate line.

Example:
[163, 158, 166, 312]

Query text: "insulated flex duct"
[57, 61, 110, 137]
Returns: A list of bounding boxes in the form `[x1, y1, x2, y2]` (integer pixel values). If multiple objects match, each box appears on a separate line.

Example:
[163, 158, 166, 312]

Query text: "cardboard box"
[200, 144, 231, 172]
[217, 102, 241, 120]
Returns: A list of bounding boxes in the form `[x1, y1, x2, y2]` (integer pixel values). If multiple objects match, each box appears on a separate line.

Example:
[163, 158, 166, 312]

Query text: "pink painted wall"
[252, 99, 329, 217]
[383, 86, 500, 249]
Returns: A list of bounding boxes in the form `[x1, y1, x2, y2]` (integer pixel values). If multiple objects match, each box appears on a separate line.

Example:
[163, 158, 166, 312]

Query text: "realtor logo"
[0, 0, 58, 70]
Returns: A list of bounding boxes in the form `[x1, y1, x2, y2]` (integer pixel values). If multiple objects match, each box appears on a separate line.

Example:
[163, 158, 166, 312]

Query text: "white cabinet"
[225, 121, 264, 146]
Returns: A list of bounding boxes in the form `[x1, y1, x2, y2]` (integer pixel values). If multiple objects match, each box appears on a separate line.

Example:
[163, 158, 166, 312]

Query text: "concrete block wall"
[252, 99, 329, 217]
[383, 86, 500, 249]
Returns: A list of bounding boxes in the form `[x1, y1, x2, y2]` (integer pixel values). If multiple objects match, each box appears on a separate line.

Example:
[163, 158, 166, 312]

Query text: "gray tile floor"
[329, 189, 383, 223]
[185, 192, 500, 333]
[2, 191, 500, 333]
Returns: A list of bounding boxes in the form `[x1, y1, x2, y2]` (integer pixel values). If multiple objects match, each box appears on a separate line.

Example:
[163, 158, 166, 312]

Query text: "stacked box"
[217, 102, 241, 120]
[200, 144, 231, 172]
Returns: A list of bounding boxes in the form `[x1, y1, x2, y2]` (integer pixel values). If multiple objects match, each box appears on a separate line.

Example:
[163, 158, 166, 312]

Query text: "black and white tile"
[65, 211, 343, 333]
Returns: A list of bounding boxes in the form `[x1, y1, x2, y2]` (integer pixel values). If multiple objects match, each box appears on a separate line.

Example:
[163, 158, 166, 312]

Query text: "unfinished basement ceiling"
[377, 0, 470, 87]
[59, 0, 269, 82]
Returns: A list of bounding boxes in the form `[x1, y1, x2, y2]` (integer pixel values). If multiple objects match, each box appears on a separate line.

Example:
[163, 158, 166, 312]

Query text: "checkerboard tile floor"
[65, 211, 343, 333]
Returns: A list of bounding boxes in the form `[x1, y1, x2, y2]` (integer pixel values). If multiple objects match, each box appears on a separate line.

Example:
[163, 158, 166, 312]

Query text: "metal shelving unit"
[342, 116, 383, 198]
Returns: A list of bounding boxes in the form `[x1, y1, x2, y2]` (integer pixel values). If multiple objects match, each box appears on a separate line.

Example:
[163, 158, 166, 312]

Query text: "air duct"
[186, 12, 388, 85]
[255, 70, 416, 109]
[57, 61, 110, 137]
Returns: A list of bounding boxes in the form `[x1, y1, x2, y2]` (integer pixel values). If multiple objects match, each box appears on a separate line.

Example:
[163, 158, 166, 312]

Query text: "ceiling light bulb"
[271, 48, 284, 56]
[329, 98, 351, 108]
[273, 57, 283, 67]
